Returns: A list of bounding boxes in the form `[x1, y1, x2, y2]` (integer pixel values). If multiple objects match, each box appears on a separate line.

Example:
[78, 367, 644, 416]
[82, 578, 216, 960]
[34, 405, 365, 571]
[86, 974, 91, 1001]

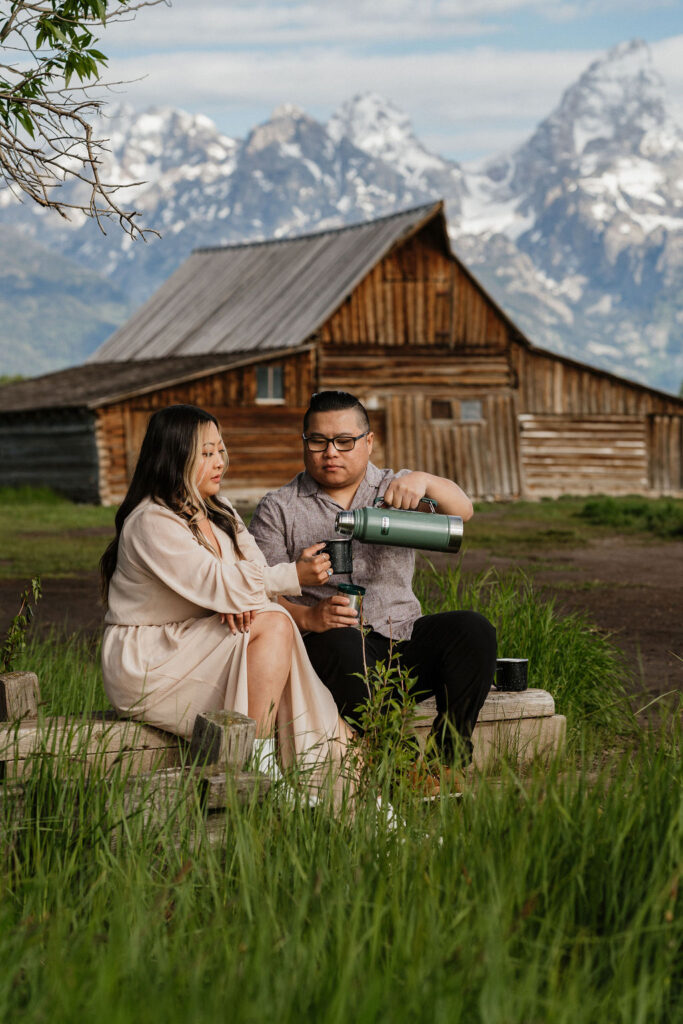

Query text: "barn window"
[460, 400, 483, 422]
[429, 399, 453, 420]
[256, 365, 284, 403]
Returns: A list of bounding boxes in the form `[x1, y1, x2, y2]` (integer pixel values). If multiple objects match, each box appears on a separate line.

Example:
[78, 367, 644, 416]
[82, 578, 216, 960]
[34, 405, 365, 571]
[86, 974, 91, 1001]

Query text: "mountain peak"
[328, 92, 416, 150]
[328, 92, 460, 190]
[246, 103, 319, 154]
[548, 37, 673, 161]
[270, 102, 307, 122]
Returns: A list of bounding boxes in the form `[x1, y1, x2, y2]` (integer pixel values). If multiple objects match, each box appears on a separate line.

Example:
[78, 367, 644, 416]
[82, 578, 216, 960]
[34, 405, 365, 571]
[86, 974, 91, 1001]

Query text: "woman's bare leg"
[246, 612, 294, 736]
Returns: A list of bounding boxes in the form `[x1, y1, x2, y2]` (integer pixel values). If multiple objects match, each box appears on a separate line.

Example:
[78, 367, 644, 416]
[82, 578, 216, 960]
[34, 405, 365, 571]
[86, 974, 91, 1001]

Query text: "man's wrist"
[285, 599, 312, 631]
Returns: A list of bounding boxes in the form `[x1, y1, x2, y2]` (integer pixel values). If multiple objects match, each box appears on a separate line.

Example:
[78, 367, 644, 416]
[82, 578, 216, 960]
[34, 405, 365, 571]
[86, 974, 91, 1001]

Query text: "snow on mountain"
[0, 41, 681, 391]
[328, 93, 465, 205]
[456, 40, 683, 391]
[463, 40, 683, 242]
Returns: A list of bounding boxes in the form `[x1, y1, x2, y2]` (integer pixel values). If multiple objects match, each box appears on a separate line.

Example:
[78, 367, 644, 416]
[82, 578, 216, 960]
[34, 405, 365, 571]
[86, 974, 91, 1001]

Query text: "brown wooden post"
[189, 710, 255, 770]
[0, 672, 41, 721]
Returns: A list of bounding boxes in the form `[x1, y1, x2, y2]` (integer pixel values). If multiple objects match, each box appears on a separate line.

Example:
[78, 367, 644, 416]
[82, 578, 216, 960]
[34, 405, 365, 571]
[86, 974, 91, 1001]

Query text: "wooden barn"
[1, 201, 681, 504]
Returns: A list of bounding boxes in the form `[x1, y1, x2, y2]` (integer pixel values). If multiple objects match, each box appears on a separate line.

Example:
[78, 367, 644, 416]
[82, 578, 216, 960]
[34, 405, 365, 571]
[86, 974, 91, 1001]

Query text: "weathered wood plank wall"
[510, 344, 680, 417]
[519, 415, 648, 496]
[510, 344, 682, 495]
[0, 410, 100, 502]
[320, 229, 509, 352]
[648, 415, 683, 494]
[96, 351, 314, 504]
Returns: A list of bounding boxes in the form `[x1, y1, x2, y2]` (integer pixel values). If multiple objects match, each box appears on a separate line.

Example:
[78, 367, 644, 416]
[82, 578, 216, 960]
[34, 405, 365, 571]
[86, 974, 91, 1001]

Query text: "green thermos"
[334, 500, 463, 554]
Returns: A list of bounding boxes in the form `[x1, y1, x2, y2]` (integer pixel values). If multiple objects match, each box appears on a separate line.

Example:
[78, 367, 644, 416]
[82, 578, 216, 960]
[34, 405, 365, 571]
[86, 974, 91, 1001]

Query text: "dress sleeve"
[123, 504, 301, 613]
[248, 494, 293, 568]
[232, 514, 297, 600]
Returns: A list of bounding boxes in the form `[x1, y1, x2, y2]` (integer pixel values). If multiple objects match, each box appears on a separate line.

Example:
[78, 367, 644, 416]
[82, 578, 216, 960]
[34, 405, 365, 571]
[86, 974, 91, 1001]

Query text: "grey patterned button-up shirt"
[248, 462, 422, 640]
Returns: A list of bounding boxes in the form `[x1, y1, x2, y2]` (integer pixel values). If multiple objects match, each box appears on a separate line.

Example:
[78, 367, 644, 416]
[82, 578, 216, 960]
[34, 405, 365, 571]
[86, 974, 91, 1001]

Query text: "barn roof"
[0, 349, 304, 413]
[89, 202, 446, 363]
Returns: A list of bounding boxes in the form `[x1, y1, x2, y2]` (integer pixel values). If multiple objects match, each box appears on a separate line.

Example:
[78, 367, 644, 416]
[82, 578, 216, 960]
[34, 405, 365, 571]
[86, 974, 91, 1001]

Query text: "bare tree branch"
[0, 0, 167, 238]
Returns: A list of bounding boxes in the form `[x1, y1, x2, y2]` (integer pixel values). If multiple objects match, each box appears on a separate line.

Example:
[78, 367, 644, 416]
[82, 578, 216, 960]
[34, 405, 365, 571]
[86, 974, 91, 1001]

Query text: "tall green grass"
[2, 576, 679, 1022]
[1, 712, 681, 1023]
[416, 564, 635, 735]
[14, 631, 106, 715]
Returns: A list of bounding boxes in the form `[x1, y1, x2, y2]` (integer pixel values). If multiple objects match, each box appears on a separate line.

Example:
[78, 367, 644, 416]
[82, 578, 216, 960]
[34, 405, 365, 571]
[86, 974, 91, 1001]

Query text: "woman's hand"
[220, 610, 256, 634]
[296, 543, 333, 586]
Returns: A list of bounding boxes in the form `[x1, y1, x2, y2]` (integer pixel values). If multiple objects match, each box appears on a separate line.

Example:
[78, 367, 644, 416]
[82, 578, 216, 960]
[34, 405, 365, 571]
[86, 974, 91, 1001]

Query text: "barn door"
[384, 392, 521, 500]
[648, 414, 683, 494]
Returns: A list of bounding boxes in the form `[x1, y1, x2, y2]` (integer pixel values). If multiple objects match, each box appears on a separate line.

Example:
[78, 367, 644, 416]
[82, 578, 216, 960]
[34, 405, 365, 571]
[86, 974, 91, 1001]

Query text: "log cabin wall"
[511, 342, 683, 496]
[518, 415, 649, 496]
[0, 409, 100, 502]
[95, 350, 315, 505]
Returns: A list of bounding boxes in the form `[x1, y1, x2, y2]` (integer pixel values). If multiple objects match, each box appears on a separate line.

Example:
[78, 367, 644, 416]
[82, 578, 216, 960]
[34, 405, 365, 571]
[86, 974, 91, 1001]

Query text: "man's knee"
[417, 610, 496, 654]
[459, 611, 497, 657]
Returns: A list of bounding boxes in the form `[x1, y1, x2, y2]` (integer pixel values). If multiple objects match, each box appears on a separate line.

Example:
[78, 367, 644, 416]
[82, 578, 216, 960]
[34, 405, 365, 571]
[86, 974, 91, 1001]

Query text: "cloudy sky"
[105, 0, 683, 162]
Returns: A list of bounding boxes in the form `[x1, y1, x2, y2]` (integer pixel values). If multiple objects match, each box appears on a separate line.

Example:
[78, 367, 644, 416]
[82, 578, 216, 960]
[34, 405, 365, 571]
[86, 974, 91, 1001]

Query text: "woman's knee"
[250, 610, 294, 646]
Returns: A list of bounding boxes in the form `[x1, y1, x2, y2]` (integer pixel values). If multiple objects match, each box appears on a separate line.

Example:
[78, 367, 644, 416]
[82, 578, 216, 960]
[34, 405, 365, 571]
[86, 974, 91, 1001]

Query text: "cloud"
[101, 2, 682, 162]
[104, 44, 598, 159]
[108, 0, 660, 54]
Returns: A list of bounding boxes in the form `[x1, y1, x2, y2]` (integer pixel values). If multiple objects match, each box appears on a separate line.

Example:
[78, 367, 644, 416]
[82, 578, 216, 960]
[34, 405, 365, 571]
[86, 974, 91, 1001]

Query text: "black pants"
[303, 611, 497, 764]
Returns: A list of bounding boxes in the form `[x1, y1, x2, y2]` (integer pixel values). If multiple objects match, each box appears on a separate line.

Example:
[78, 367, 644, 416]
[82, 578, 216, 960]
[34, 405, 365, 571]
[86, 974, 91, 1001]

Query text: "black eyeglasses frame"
[301, 430, 369, 452]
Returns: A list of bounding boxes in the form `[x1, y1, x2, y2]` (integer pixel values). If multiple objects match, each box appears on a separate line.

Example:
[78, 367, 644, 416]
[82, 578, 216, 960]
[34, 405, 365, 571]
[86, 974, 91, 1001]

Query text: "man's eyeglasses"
[302, 431, 368, 452]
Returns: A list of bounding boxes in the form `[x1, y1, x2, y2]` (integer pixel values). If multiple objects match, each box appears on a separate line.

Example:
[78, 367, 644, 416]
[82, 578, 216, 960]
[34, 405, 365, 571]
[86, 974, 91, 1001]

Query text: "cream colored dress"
[102, 498, 351, 775]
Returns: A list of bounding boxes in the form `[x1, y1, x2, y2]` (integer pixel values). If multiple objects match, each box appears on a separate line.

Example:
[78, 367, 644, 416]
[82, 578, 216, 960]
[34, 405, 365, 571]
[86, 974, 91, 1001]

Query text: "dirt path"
[2, 538, 681, 698]
[420, 537, 682, 700]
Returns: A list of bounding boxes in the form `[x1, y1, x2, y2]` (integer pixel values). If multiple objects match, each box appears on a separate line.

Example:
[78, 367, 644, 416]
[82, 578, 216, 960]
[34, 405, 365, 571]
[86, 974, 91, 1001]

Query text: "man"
[249, 390, 496, 772]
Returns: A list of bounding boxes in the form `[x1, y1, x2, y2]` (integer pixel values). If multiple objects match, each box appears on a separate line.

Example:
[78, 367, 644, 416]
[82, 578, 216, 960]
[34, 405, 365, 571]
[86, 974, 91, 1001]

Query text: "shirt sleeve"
[123, 503, 301, 613]
[248, 494, 293, 568]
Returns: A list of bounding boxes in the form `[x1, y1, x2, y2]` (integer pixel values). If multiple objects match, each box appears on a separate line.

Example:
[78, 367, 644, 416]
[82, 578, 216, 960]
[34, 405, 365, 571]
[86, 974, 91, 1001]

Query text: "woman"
[100, 404, 353, 788]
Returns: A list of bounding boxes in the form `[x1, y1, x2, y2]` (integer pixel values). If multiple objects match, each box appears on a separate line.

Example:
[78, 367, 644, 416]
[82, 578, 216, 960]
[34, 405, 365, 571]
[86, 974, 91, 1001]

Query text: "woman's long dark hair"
[100, 404, 243, 603]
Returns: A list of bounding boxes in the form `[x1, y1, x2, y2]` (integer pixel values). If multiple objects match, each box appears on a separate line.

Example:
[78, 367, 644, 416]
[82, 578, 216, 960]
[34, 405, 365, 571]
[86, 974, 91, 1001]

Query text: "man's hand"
[381, 471, 430, 510]
[220, 610, 256, 634]
[296, 543, 333, 586]
[381, 470, 474, 520]
[303, 594, 359, 632]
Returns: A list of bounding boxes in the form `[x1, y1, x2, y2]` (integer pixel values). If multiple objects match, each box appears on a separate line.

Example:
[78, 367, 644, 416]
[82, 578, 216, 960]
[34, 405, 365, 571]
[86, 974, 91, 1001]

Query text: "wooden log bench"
[413, 689, 566, 770]
[1, 672, 566, 836]
[1, 672, 566, 781]
[0, 673, 270, 843]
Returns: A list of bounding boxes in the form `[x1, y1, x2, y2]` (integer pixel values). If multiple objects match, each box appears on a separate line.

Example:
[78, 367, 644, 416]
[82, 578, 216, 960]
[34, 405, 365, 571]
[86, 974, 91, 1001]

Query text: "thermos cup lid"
[337, 582, 366, 596]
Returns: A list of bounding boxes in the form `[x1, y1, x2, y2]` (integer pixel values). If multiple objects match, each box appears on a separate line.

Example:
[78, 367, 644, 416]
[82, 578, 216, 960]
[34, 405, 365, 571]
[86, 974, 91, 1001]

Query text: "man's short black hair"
[303, 391, 370, 434]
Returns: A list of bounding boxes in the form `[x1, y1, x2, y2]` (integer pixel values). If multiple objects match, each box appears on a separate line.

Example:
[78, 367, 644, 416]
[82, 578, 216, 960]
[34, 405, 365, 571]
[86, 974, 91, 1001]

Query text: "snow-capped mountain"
[459, 40, 683, 388]
[328, 94, 465, 203]
[1, 39, 681, 391]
